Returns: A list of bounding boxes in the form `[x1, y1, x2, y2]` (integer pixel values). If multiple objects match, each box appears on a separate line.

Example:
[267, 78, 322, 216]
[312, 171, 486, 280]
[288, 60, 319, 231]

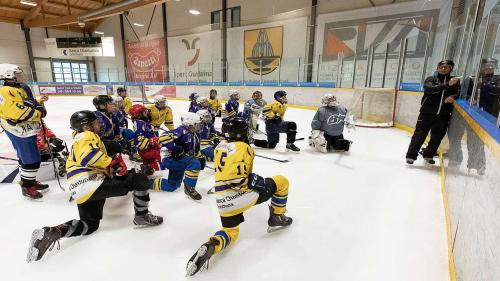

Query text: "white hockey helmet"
[321, 93, 339, 107]
[196, 96, 209, 107]
[196, 109, 212, 123]
[114, 96, 124, 108]
[181, 112, 202, 130]
[154, 95, 167, 106]
[0, 63, 22, 80]
[228, 90, 240, 99]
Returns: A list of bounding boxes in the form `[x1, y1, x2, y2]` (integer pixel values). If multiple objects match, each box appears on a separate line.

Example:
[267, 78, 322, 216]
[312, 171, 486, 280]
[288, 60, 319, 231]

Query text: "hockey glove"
[248, 173, 273, 198]
[170, 145, 185, 161]
[49, 137, 65, 152]
[109, 154, 128, 177]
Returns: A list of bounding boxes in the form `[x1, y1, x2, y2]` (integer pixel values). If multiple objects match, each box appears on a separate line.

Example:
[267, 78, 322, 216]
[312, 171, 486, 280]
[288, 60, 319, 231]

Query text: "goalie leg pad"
[309, 134, 328, 153]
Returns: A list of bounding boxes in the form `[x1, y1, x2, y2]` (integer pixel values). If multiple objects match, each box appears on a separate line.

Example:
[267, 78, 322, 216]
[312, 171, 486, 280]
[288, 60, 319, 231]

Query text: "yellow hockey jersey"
[213, 141, 254, 193]
[147, 104, 174, 130]
[262, 100, 287, 120]
[213, 141, 259, 217]
[0, 85, 42, 137]
[208, 98, 222, 113]
[123, 97, 132, 115]
[66, 131, 112, 204]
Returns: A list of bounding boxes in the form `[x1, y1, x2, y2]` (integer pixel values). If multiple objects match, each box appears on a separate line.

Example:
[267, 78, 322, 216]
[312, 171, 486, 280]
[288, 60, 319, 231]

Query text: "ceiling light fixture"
[133, 22, 145, 27]
[20, 0, 37, 6]
[189, 9, 200, 15]
[94, 31, 104, 35]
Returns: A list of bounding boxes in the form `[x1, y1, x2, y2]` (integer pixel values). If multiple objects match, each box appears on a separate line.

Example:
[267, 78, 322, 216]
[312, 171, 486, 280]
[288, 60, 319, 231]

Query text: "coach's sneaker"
[133, 212, 163, 227]
[267, 205, 293, 233]
[26, 226, 62, 263]
[186, 238, 219, 276]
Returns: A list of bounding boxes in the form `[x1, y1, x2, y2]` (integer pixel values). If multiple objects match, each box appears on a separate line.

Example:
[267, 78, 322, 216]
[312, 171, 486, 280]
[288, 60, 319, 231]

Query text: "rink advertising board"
[38, 85, 83, 95]
[82, 84, 108, 95]
[144, 85, 176, 98]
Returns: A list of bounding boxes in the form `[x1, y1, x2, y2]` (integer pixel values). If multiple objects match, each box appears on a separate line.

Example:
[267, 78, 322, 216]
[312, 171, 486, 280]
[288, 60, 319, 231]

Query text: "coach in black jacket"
[406, 60, 460, 164]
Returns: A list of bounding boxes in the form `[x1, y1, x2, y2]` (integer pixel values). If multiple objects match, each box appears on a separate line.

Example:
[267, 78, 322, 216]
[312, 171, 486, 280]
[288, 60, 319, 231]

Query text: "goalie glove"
[346, 114, 356, 132]
[309, 130, 327, 153]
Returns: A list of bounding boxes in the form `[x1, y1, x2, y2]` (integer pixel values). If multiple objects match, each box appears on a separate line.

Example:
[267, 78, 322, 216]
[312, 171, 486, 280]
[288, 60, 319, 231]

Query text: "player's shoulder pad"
[74, 131, 94, 142]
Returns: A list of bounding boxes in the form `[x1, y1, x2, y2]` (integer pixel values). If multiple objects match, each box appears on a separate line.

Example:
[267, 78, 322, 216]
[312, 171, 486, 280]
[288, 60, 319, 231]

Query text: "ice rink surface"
[0, 96, 449, 281]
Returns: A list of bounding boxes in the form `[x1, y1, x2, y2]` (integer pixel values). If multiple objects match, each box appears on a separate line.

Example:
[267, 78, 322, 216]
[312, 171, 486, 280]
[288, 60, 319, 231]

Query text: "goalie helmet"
[252, 90, 263, 100]
[196, 96, 209, 108]
[228, 90, 240, 100]
[196, 109, 212, 123]
[181, 112, 202, 130]
[321, 93, 339, 107]
[222, 117, 248, 142]
[70, 110, 97, 133]
[274, 90, 287, 104]
[154, 95, 167, 107]
[0, 63, 22, 80]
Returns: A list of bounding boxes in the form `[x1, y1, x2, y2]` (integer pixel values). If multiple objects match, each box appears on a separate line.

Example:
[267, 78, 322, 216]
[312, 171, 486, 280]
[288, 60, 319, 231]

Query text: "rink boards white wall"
[29, 84, 422, 129]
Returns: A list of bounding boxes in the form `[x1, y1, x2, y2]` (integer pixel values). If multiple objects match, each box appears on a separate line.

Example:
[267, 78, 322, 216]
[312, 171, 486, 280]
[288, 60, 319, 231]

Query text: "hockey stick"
[0, 155, 19, 162]
[255, 153, 290, 163]
[40, 120, 65, 191]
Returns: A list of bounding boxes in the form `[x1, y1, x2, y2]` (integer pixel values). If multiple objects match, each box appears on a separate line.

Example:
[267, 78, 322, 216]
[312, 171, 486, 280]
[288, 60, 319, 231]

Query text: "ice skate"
[267, 205, 293, 233]
[406, 158, 415, 165]
[186, 238, 218, 276]
[184, 186, 202, 201]
[423, 157, 435, 165]
[26, 227, 62, 263]
[286, 143, 300, 152]
[133, 212, 163, 227]
[33, 181, 49, 193]
[21, 184, 43, 200]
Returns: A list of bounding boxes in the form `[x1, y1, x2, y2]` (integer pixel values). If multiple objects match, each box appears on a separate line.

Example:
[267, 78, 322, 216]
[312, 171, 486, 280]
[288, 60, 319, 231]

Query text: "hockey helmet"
[209, 89, 217, 99]
[252, 90, 263, 100]
[0, 63, 22, 81]
[129, 104, 149, 120]
[196, 109, 212, 123]
[92, 95, 113, 110]
[222, 117, 249, 142]
[154, 95, 167, 107]
[117, 87, 127, 96]
[70, 110, 97, 132]
[189, 92, 199, 101]
[274, 90, 287, 103]
[228, 90, 240, 100]
[321, 93, 339, 107]
[181, 112, 202, 131]
[196, 96, 209, 108]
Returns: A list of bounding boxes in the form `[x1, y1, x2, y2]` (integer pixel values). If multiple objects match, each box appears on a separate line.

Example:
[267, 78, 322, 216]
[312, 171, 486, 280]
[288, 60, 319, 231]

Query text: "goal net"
[348, 88, 395, 128]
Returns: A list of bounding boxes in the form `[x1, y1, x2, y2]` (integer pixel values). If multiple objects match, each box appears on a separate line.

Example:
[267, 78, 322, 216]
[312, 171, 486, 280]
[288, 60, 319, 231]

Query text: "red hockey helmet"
[129, 104, 147, 119]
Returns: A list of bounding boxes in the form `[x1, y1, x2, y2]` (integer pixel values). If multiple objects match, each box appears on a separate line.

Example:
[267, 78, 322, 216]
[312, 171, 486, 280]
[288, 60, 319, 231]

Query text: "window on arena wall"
[211, 6, 241, 30]
[52, 61, 89, 83]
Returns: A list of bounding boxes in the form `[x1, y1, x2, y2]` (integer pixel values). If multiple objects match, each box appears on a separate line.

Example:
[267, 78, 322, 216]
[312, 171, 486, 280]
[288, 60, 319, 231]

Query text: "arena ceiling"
[0, 0, 167, 32]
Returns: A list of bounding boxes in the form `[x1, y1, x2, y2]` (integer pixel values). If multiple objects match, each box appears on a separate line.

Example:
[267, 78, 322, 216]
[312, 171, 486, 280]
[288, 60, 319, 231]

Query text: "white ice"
[0, 96, 449, 281]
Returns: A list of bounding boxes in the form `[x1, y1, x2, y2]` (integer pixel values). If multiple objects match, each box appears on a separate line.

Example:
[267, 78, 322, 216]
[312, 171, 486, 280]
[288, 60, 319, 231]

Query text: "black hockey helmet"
[117, 87, 126, 94]
[222, 117, 249, 142]
[70, 110, 97, 132]
[92, 95, 113, 110]
[274, 90, 287, 103]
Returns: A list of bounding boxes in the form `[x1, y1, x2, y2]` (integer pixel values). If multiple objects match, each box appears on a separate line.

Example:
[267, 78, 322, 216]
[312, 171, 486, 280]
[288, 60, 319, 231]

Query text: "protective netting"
[348, 88, 396, 127]
[125, 85, 150, 103]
